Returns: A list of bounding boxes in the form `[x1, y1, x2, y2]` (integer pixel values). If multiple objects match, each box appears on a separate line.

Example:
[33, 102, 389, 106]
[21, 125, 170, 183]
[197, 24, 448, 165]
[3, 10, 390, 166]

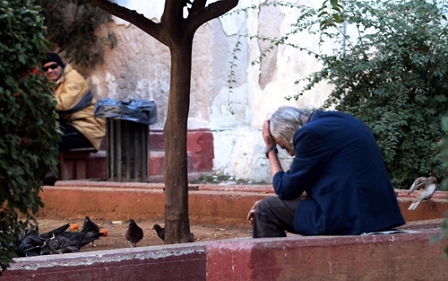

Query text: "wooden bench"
[59, 147, 97, 180]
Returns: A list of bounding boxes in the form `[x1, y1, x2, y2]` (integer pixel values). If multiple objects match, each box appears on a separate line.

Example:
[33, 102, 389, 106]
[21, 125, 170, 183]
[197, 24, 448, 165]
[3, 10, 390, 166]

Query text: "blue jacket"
[273, 110, 405, 235]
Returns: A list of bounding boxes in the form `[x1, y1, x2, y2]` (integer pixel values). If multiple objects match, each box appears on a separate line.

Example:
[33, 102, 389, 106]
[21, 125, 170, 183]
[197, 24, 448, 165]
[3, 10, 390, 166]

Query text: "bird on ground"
[47, 235, 79, 254]
[152, 224, 165, 241]
[62, 231, 104, 249]
[408, 170, 439, 210]
[80, 216, 100, 234]
[41, 231, 105, 255]
[19, 222, 70, 255]
[45, 234, 80, 254]
[15, 221, 106, 256]
[15, 226, 45, 257]
[125, 219, 144, 248]
[152, 224, 195, 242]
[80, 216, 100, 247]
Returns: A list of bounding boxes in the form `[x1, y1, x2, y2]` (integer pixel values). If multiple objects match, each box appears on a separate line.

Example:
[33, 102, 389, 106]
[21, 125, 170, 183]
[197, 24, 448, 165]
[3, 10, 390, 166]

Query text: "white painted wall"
[85, 0, 334, 183]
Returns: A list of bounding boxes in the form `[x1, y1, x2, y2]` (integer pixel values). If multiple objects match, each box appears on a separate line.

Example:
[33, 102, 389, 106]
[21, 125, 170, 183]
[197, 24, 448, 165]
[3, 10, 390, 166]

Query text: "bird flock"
[16, 216, 105, 257]
[124, 221, 167, 247]
[15, 216, 165, 257]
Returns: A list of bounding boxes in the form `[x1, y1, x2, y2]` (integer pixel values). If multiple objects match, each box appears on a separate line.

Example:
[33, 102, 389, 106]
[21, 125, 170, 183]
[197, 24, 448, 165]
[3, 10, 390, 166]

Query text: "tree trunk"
[163, 35, 194, 243]
[90, 0, 239, 244]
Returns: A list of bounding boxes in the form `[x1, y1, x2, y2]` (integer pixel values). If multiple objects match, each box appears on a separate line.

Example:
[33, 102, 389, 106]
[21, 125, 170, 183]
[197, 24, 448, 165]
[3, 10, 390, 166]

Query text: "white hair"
[269, 106, 315, 151]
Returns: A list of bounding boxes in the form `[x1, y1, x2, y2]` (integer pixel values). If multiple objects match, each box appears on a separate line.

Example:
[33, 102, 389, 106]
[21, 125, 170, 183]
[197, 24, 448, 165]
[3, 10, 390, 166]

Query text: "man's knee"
[256, 197, 281, 212]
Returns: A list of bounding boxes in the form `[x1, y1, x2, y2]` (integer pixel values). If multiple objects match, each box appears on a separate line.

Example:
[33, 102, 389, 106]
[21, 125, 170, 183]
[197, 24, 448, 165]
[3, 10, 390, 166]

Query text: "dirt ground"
[33, 217, 253, 253]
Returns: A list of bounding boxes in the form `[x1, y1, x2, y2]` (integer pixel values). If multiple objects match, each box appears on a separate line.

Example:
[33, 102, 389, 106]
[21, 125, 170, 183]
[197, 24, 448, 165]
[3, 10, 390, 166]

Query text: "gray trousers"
[252, 196, 303, 238]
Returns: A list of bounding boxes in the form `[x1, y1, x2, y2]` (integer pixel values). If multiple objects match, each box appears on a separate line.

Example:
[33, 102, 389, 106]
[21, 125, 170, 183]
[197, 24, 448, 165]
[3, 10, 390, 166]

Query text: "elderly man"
[247, 106, 405, 237]
[42, 53, 105, 184]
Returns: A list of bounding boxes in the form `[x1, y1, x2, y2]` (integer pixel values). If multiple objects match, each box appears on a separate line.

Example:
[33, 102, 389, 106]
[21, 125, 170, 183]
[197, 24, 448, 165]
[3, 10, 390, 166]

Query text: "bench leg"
[75, 159, 87, 179]
[59, 159, 74, 180]
[59, 151, 90, 180]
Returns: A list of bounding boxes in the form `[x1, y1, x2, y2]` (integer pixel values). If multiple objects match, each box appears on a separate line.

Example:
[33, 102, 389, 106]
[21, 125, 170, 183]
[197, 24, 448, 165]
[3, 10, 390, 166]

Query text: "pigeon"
[15, 221, 106, 256]
[62, 231, 104, 249]
[42, 231, 105, 255]
[152, 224, 195, 242]
[152, 224, 165, 241]
[15, 226, 45, 257]
[80, 216, 100, 247]
[125, 219, 144, 248]
[80, 216, 100, 234]
[408, 170, 439, 210]
[45, 234, 80, 254]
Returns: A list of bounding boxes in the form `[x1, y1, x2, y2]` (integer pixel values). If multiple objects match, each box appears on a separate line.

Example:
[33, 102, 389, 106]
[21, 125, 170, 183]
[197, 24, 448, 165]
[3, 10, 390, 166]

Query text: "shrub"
[292, 0, 448, 189]
[0, 0, 59, 274]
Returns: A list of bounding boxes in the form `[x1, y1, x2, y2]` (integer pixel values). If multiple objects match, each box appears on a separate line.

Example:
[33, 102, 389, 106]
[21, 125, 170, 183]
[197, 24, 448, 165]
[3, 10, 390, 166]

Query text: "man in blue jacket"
[247, 106, 405, 237]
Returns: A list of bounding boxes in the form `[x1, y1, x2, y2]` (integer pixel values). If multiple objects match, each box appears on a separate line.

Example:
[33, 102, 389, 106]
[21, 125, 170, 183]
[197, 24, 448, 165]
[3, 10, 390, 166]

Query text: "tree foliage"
[35, 0, 117, 68]
[229, 0, 448, 189]
[230, 0, 447, 189]
[293, 0, 448, 189]
[0, 0, 59, 274]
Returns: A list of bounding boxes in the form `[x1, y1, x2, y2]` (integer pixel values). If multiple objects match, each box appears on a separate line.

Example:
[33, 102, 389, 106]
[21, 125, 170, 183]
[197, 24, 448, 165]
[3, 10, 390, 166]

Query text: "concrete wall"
[78, 0, 332, 183]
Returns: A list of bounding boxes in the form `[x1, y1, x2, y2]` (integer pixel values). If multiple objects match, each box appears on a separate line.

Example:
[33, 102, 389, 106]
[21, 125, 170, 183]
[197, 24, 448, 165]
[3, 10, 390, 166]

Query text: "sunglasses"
[43, 64, 59, 72]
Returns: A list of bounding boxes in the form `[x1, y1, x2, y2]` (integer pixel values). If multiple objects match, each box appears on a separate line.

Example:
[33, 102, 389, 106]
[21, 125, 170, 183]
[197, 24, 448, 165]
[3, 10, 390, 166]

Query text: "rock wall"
[82, 0, 333, 183]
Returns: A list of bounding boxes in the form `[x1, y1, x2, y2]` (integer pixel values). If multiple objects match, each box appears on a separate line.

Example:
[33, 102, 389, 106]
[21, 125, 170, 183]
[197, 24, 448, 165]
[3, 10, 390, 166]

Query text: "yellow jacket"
[53, 64, 105, 150]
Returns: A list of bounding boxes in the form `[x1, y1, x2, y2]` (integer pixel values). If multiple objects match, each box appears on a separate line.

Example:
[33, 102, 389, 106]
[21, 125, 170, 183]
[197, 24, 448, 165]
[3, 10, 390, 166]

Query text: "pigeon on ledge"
[408, 170, 439, 210]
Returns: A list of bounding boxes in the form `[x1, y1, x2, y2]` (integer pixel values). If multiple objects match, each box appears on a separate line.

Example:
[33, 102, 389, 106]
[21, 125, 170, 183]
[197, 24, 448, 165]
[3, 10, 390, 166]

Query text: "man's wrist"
[265, 145, 278, 159]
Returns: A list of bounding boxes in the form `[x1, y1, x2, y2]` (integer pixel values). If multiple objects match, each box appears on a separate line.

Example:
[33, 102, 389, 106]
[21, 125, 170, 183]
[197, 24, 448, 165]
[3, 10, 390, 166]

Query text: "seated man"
[247, 106, 405, 237]
[42, 53, 105, 184]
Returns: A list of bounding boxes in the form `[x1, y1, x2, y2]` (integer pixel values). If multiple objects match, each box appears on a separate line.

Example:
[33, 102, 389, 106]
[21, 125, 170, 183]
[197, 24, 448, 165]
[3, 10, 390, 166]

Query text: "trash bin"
[94, 98, 157, 182]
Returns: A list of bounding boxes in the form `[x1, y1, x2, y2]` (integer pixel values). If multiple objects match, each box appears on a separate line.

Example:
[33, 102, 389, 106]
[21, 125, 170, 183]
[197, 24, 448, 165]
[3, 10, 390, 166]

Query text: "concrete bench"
[59, 147, 97, 180]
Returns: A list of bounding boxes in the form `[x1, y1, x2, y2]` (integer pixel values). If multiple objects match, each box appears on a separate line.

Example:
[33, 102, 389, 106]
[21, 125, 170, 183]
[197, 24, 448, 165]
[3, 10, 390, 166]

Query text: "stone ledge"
[206, 229, 447, 281]
[3, 243, 207, 281]
[36, 185, 273, 226]
[42, 183, 448, 225]
[3, 228, 446, 281]
[53, 180, 275, 193]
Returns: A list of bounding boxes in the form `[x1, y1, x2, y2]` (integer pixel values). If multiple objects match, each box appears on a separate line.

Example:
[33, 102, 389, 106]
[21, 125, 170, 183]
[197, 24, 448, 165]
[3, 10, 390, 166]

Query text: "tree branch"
[189, 0, 207, 14]
[186, 0, 238, 34]
[91, 0, 170, 46]
[160, 0, 186, 43]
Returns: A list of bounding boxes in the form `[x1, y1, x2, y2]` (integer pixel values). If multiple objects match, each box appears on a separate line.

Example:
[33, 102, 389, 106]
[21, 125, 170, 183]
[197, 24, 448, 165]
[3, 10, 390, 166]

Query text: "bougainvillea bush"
[0, 0, 59, 274]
